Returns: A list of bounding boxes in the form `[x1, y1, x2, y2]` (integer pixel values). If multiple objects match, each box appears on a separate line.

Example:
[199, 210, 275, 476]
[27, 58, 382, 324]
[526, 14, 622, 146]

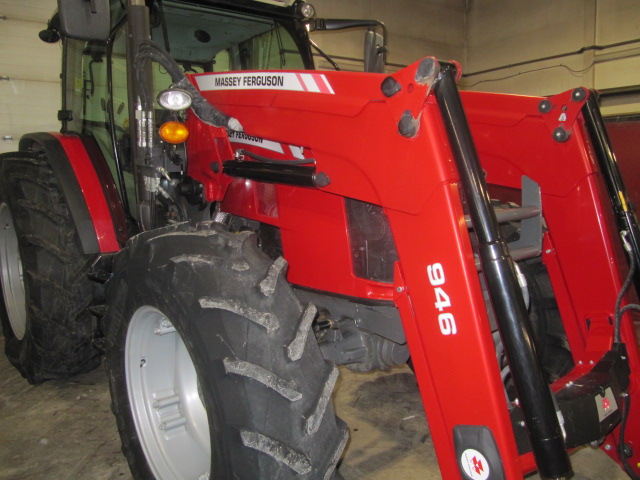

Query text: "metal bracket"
[381, 57, 463, 139]
[470, 175, 543, 269]
[538, 87, 590, 143]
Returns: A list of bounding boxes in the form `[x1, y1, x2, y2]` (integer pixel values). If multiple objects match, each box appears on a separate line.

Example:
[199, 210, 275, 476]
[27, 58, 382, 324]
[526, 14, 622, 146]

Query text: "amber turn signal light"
[159, 121, 189, 144]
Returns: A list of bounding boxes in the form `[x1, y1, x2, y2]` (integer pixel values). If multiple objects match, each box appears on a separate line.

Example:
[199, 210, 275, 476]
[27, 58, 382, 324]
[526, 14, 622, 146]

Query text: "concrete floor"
[0, 335, 631, 480]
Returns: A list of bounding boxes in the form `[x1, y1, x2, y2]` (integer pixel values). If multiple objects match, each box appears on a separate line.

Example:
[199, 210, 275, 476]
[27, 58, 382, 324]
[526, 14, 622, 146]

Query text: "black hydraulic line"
[223, 160, 320, 187]
[105, 38, 131, 216]
[60, 39, 70, 132]
[433, 65, 573, 479]
[614, 233, 640, 343]
[309, 39, 340, 71]
[126, 2, 156, 230]
[620, 394, 640, 480]
[610, 239, 640, 478]
[581, 94, 640, 292]
[135, 41, 238, 130]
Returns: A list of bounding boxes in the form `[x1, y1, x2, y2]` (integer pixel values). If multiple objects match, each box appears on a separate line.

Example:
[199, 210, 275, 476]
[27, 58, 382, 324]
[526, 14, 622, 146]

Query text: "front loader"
[1, 0, 639, 479]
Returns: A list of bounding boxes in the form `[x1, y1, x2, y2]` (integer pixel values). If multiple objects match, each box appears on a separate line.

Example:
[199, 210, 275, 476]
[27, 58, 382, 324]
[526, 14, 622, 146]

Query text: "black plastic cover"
[58, 0, 110, 42]
[454, 425, 506, 480]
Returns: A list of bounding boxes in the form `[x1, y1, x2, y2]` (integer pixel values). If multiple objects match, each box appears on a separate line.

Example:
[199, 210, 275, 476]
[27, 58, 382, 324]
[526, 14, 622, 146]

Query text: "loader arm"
[184, 56, 640, 479]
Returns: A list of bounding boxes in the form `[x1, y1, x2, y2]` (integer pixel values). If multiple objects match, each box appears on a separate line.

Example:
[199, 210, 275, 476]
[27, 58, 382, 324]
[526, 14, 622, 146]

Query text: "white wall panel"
[0, 20, 60, 82]
[0, 0, 54, 23]
[0, 0, 58, 154]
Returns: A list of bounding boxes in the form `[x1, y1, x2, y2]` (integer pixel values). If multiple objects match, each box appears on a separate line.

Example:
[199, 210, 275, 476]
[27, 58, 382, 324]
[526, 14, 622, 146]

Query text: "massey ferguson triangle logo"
[460, 448, 490, 480]
[472, 456, 484, 475]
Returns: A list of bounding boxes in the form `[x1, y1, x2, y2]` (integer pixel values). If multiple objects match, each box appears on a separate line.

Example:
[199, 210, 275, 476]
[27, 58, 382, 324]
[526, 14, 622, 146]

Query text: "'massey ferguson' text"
[214, 75, 285, 88]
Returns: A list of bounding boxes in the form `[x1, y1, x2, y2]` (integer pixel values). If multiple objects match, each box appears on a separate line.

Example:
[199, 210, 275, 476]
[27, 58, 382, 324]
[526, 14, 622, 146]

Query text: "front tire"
[104, 222, 348, 479]
[0, 152, 100, 383]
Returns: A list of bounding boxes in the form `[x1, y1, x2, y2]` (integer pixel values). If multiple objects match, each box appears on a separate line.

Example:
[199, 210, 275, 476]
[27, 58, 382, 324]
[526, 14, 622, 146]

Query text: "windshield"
[152, 1, 307, 72]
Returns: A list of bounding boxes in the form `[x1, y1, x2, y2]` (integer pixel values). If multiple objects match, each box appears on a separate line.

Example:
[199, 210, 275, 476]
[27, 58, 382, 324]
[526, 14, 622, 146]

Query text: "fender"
[19, 132, 128, 254]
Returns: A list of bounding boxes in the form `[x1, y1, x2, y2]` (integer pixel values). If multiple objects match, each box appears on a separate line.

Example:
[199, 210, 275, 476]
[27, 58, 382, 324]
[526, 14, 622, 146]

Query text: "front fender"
[19, 132, 127, 254]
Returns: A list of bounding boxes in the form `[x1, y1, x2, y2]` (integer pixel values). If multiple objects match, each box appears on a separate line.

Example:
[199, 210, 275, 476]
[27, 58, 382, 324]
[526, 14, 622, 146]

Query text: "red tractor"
[1, 0, 640, 479]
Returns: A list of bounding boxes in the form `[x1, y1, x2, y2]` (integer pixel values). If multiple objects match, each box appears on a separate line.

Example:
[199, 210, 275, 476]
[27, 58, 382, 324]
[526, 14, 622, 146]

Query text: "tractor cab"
[43, 0, 316, 230]
[43, 0, 385, 231]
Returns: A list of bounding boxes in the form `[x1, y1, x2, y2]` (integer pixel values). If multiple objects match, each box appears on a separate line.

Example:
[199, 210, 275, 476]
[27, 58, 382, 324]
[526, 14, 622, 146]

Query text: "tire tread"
[104, 222, 346, 479]
[0, 151, 99, 383]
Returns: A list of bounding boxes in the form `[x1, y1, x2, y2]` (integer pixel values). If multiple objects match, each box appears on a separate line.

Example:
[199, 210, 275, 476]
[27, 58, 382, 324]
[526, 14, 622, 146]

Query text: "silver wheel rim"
[126, 305, 211, 480]
[0, 202, 27, 340]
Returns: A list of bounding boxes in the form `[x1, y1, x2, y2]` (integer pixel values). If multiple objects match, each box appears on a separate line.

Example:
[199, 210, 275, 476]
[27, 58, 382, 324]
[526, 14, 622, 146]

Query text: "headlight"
[299, 3, 315, 19]
[157, 88, 193, 111]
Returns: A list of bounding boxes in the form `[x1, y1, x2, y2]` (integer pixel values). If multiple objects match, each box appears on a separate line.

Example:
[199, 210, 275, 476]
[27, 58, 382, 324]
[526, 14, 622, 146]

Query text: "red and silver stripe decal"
[195, 72, 335, 94]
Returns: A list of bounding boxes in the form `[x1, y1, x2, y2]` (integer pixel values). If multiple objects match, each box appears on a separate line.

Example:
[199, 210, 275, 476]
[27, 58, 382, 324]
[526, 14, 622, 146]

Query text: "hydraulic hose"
[613, 232, 640, 480]
[134, 40, 242, 131]
[582, 95, 640, 293]
[620, 394, 640, 480]
[614, 232, 640, 343]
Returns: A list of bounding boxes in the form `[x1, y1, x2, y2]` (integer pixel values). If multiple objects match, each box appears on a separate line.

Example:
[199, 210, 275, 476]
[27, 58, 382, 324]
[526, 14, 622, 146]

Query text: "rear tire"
[104, 221, 348, 479]
[0, 152, 100, 383]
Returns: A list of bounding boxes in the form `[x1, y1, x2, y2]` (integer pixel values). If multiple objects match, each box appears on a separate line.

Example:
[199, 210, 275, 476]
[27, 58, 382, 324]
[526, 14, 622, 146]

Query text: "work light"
[157, 88, 193, 111]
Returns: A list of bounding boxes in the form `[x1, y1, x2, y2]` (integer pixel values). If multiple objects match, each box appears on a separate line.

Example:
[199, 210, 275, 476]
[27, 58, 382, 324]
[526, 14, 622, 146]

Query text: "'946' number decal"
[427, 263, 457, 335]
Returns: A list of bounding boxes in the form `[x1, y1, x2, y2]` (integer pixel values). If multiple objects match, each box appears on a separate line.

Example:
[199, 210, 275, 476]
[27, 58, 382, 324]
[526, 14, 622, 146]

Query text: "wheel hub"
[0, 202, 27, 340]
[125, 305, 211, 479]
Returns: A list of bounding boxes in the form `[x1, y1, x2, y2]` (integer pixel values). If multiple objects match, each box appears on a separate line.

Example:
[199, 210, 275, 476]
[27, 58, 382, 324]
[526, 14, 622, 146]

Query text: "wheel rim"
[0, 202, 27, 340]
[125, 305, 211, 480]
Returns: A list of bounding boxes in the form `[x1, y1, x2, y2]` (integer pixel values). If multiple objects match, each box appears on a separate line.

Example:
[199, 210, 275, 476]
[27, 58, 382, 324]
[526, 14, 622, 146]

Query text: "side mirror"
[58, 0, 110, 42]
[364, 28, 386, 73]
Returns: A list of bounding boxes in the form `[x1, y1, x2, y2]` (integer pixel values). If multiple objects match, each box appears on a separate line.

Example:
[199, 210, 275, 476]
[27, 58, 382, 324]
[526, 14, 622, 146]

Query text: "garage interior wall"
[309, 0, 465, 72]
[0, 0, 59, 154]
[2, 0, 640, 154]
[463, 0, 640, 116]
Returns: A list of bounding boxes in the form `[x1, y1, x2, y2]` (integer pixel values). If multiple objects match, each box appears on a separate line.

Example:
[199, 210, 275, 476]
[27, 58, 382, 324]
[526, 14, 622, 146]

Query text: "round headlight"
[299, 3, 315, 19]
[157, 88, 193, 111]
